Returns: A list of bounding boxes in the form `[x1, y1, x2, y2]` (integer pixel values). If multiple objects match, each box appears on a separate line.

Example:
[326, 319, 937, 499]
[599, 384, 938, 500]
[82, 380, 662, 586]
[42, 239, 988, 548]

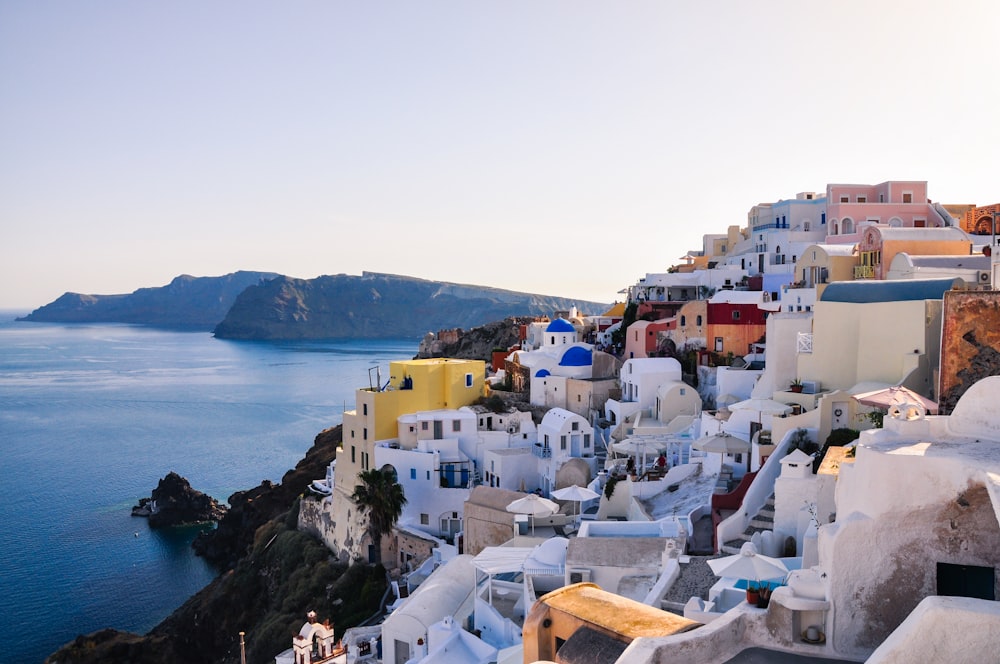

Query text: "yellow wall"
[797, 300, 935, 391]
[337, 358, 485, 487]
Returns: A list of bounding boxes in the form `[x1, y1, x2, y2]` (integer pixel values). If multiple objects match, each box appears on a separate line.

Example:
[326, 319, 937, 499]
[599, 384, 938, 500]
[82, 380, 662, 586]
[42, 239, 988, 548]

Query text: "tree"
[351, 467, 407, 565]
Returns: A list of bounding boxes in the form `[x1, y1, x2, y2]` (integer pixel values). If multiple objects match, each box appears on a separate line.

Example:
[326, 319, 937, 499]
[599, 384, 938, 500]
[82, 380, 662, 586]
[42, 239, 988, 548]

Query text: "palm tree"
[351, 467, 407, 565]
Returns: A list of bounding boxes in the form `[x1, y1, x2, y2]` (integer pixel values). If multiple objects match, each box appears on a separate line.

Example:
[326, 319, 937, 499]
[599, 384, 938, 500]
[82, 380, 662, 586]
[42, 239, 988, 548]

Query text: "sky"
[2, 1, 999, 310]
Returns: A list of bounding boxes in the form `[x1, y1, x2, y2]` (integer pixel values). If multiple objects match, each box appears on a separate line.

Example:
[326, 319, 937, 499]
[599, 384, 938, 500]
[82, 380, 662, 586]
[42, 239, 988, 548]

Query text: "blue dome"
[535, 369, 551, 377]
[546, 318, 575, 333]
[559, 346, 592, 367]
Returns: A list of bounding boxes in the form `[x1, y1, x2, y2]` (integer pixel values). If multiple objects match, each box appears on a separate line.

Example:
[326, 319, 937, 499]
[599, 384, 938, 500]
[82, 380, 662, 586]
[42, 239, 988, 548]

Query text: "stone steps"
[721, 494, 776, 555]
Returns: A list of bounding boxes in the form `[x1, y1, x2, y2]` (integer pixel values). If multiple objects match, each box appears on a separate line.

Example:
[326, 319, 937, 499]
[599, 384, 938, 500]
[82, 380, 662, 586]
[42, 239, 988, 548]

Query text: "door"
[394, 640, 410, 664]
[831, 401, 849, 429]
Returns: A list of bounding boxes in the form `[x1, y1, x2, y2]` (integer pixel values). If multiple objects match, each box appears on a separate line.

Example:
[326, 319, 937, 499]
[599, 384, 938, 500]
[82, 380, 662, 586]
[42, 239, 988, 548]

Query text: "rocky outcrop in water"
[47, 427, 347, 664]
[132, 472, 227, 528]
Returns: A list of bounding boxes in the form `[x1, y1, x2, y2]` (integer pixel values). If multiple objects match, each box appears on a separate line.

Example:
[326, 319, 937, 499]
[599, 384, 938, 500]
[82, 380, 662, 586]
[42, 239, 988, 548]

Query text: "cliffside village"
[276, 181, 1000, 664]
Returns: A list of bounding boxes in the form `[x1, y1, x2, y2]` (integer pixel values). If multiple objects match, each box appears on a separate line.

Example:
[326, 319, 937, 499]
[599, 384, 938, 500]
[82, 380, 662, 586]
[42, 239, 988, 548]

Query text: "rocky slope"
[19, 271, 280, 329]
[46, 426, 348, 664]
[213, 272, 608, 340]
[414, 316, 538, 361]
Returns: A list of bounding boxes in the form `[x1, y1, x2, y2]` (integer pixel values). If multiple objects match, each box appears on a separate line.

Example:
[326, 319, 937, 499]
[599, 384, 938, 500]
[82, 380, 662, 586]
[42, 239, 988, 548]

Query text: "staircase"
[721, 494, 775, 555]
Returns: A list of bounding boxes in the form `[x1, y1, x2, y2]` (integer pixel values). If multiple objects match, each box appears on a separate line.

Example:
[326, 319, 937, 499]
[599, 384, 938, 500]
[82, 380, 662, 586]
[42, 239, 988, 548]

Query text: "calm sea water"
[0, 312, 417, 663]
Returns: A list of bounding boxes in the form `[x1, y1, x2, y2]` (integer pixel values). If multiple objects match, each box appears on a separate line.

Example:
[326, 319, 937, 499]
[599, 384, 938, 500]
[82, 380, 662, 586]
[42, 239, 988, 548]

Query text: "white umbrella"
[506, 493, 559, 516]
[853, 385, 938, 415]
[707, 542, 788, 583]
[551, 485, 600, 517]
[613, 438, 666, 471]
[727, 398, 793, 415]
[692, 432, 750, 454]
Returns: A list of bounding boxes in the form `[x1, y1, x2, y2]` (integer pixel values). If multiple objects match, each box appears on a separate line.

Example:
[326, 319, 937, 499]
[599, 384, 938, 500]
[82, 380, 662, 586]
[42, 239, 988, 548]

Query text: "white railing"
[796, 332, 813, 354]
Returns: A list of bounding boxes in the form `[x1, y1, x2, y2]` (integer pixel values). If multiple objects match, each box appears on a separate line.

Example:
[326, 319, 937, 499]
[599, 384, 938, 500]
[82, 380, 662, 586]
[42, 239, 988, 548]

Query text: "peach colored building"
[854, 226, 972, 280]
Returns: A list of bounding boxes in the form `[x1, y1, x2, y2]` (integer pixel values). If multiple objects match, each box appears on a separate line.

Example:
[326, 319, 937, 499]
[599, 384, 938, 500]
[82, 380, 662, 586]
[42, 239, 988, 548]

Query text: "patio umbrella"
[727, 397, 793, 416]
[551, 484, 600, 516]
[692, 432, 750, 454]
[506, 493, 559, 533]
[853, 386, 937, 415]
[707, 542, 788, 583]
[613, 438, 666, 471]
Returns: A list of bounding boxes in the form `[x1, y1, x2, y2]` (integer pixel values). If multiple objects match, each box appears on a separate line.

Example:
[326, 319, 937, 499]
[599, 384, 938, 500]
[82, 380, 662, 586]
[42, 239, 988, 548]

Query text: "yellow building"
[310, 358, 486, 562]
[338, 358, 486, 488]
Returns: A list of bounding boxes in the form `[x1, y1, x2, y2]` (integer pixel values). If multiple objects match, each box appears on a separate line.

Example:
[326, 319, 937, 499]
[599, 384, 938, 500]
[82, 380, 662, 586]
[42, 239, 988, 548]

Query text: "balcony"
[854, 265, 875, 279]
[532, 444, 552, 459]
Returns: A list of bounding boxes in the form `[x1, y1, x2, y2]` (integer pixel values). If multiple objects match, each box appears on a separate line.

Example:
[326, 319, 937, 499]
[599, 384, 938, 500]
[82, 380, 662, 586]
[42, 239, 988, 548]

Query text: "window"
[452, 420, 461, 432]
[696, 315, 703, 326]
[915, 218, 926, 228]
[732, 310, 741, 320]
[879, 193, 884, 202]
[465, 373, 473, 387]
[351, 446, 356, 463]
[821, 212, 826, 225]
[560, 436, 567, 450]
[544, 434, 550, 446]
[680, 388, 686, 395]
[584, 434, 590, 448]
[572, 421, 579, 430]
[903, 192, 912, 203]
[680, 315, 686, 326]
[363, 427, 368, 440]
[426, 470, 431, 480]
[577, 394, 581, 402]
[351, 429, 355, 438]
[421, 421, 429, 431]
[420, 513, 429, 525]
[410, 468, 416, 480]
[857, 195, 866, 203]
[840, 196, 849, 203]
[363, 403, 368, 416]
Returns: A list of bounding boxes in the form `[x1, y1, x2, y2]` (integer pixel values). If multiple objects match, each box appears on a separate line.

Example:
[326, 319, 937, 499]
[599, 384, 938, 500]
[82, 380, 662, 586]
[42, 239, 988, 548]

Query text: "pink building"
[825, 181, 952, 244]
[623, 318, 675, 359]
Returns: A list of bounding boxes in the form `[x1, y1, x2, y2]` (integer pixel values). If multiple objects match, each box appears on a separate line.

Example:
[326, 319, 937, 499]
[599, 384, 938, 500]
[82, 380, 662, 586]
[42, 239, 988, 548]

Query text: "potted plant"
[756, 584, 772, 608]
[746, 581, 760, 605]
[789, 378, 804, 393]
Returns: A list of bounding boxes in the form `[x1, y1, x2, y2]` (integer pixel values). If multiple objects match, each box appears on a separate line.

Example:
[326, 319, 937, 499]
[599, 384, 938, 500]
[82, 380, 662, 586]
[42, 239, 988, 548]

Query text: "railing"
[854, 265, 875, 279]
[532, 444, 552, 459]
[796, 332, 813, 354]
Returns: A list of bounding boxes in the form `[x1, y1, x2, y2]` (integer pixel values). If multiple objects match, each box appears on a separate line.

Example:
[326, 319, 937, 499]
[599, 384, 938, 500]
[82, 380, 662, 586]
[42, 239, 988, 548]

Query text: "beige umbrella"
[853, 386, 937, 415]
[506, 493, 559, 534]
[692, 432, 750, 454]
[551, 484, 600, 517]
[727, 397, 793, 416]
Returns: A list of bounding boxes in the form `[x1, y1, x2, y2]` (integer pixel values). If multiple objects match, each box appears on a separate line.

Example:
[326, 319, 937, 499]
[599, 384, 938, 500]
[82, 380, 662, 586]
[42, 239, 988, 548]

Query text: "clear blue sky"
[2, 1, 998, 309]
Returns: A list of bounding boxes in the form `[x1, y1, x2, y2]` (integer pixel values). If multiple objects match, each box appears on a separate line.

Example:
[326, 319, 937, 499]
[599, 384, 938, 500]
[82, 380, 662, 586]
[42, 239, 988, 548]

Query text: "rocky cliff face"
[46, 427, 345, 664]
[414, 316, 538, 361]
[213, 272, 608, 340]
[19, 271, 280, 329]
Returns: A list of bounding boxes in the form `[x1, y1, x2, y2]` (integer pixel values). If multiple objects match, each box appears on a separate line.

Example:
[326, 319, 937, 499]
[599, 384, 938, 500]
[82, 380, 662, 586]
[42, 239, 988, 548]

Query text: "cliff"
[46, 426, 356, 664]
[213, 272, 608, 340]
[18, 271, 280, 329]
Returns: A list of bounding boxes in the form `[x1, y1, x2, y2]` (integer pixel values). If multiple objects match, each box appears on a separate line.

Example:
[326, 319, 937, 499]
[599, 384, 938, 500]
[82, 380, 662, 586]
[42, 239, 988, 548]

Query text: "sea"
[0, 311, 418, 663]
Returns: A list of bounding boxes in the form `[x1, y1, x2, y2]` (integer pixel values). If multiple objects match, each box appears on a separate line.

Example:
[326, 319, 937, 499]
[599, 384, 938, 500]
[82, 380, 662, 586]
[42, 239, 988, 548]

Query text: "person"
[656, 453, 667, 469]
[626, 457, 636, 475]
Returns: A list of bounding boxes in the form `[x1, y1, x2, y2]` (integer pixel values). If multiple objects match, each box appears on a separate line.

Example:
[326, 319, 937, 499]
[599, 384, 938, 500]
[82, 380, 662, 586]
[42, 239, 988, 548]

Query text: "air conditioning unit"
[568, 568, 592, 584]
[801, 380, 822, 394]
[977, 270, 991, 284]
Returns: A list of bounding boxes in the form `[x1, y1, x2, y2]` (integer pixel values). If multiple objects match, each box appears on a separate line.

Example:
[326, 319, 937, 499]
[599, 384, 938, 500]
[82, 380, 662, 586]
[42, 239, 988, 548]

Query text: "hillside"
[213, 272, 608, 340]
[18, 271, 280, 330]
